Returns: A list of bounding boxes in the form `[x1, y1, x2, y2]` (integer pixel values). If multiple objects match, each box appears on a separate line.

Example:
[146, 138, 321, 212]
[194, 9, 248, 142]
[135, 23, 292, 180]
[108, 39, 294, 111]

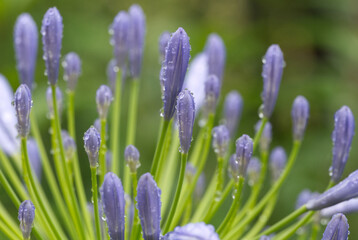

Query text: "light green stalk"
[99, 118, 107, 185]
[91, 168, 101, 240]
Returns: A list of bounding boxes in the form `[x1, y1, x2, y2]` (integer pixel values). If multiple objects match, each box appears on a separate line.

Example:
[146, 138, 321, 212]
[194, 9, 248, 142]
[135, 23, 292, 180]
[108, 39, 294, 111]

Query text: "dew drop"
[258, 104, 264, 119]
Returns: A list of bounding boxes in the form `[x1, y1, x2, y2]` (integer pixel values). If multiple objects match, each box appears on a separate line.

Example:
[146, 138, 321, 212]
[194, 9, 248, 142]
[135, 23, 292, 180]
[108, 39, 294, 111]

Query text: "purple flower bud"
[62, 130, 76, 160]
[128, 4, 146, 78]
[96, 85, 113, 119]
[330, 106, 355, 183]
[124, 145, 140, 173]
[176, 89, 195, 153]
[205, 33, 226, 81]
[306, 170, 358, 210]
[83, 126, 101, 168]
[160, 27, 190, 120]
[18, 200, 35, 239]
[63, 52, 81, 91]
[322, 213, 349, 240]
[14, 13, 38, 89]
[321, 198, 358, 218]
[164, 222, 219, 240]
[107, 59, 118, 92]
[261, 44, 284, 118]
[291, 96, 310, 141]
[236, 134, 254, 178]
[41, 7, 63, 85]
[14, 84, 32, 137]
[159, 31, 170, 62]
[212, 125, 230, 158]
[46, 86, 63, 119]
[110, 11, 129, 69]
[247, 157, 261, 186]
[100, 172, 125, 240]
[27, 138, 42, 180]
[136, 173, 161, 240]
[223, 91, 243, 137]
[270, 147, 287, 182]
[255, 120, 272, 152]
[204, 75, 221, 113]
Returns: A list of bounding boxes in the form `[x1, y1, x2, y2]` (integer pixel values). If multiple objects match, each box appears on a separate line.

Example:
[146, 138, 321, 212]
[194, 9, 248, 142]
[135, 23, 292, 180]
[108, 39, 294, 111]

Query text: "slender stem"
[0, 194, 22, 239]
[215, 156, 225, 199]
[310, 218, 320, 240]
[91, 168, 101, 240]
[253, 117, 268, 152]
[155, 120, 173, 184]
[99, 118, 107, 185]
[0, 221, 21, 240]
[163, 153, 188, 233]
[182, 197, 192, 224]
[67, 91, 76, 139]
[189, 125, 205, 167]
[130, 172, 140, 240]
[151, 119, 170, 178]
[0, 169, 21, 207]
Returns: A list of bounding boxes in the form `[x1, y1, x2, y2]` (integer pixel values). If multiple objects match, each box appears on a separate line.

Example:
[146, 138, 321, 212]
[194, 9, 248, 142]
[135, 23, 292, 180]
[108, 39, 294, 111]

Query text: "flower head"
[205, 33, 226, 81]
[14, 84, 32, 137]
[212, 125, 230, 158]
[63, 52, 81, 91]
[96, 85, 113, 119]
[223, 91, 243, 138]
[83, 126, 101, 168]
[124, 145, 141, 173]
[46, 86, 63, 119]
[18, 200, 35, 240]
[204, 74, 221, 113]
[107, 59, 118, 92]
[291, 96, 309, 141]
[236, 134, 254, 178]
[110, 11, 130, 69]
[159, 31, 171, 62]
[270, 147, 287, 182]
[164, 222, 219, 240]
[322, 213, 349, 240]
[255, 120, 272, 153]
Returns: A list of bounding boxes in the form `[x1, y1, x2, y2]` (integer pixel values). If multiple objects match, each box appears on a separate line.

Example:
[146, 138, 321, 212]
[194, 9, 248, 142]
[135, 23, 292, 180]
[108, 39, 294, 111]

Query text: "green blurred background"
[1, 0, 358, 238]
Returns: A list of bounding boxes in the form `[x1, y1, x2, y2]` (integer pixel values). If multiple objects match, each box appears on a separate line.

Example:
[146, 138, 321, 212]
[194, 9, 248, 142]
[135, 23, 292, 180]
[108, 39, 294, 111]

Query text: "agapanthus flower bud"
[96, 85, 113, 119]
[18, 200, 35, 240]
[321, 198, 358, 218]
[14, 13, 38, 89]
[83, 126, 101, 168]
[270, 147, 287, 182]
[176, 89, 195, 153]
[136, 173, 161, 240]
[322, 213, 349, 240]
[27, 138, 42, 180]
[62, 130, 76, 160]
[330, 106, 355, 183]
[46, 86, 63, 118]
[107, 59, 118, 92]
[128, 4, 146, 78]
[110, 11, 129, 69]
[100, 172, 125, 240]
[14, 84, 32, 137]
[291, 96, 309, 141]
[204, 75, 221, 113]
[159, 31, 170, 62]
[247, 157, 261, 186]
[223, 91, 243, 137]
[205, 33, 226, 81]
[124, 145, 140, 173]
[63, 52, 81, 91]
[41, 7, 63, 85]
[306, 170, 358, 210]
[164, 222, 219, 240]
[236, 134, 254, 177]
[255, 120, 272, 152]
[160, 27, 190, 120]
[212, 125, 230, 158]
[261, 44, 284, 118]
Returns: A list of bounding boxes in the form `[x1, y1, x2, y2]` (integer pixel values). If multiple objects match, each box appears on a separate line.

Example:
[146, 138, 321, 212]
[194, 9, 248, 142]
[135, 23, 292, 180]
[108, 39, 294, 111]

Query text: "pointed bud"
[96, 85, 113, 119]
[63, 52, 81, 91]
[322, 213, 349, 240]
[83, 126, 101, 168]
[41, 7, 63, 85]
[164, 222, 219, 240]
[247, 157, 261, 186]
[124, 145, 140, 173]
[14, 84, 32, 137]
[110, 11, 129, 69]
[204, 75, 221, 113]
[159, 31, 170, 62]
[212, 125, 230, 158]
[205, 33, 226, 81]
[27, 138, 42, 180]
[270, 147, 287, 182]
[236, 134, 254, 178]
[177, 89, 195, 153]
[160, 27, 190, 120]
[255, 120, 272, 152]
[18, 200, 35, 240]
[223, 91, 243, 138]
[107, 59, 118, 93]
[330, 106, 355, 183]
[46, 86, 63, 119]
[291, 96, 309, 141]
[261, 44, 284, 118]
[62, 130, 76, 160]
[136, 173, 161, 240]
[321, 198, 358, 218]
[14, 13, 38, 89]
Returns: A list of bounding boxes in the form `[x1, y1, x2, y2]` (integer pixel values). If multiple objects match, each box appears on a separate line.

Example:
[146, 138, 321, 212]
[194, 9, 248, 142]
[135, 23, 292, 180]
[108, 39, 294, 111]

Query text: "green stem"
[163, 153, 188, 233]
[99, 118, 107, 185]
[91, 168, 101, 240]
[182, 197, 192, 224]
[67, 91, 76, 139]
[310, 218, 320, 240]
[189, 125, 205, 167]
[0, 168, 21, 207]
[155, 121, 173, 185]
[253, 117, 268, 152]
[0, 221, 21, 240]
[0, 199, 22, 239]
[151, 119, 170, 179]
[130, 172, 140, 240]
[215, 157, 225, 199]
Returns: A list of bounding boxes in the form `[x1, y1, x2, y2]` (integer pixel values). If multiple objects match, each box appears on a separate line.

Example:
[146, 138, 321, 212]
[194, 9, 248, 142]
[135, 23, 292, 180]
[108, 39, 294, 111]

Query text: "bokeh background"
[1, 0, 358, 238]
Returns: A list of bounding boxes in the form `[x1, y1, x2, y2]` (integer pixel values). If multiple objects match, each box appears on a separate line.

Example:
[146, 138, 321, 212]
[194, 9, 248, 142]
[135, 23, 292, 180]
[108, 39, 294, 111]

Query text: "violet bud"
[247, 157, 261, 186]
[124, 145, 141, 173]
[46, 86, 63, 119]
[63, 52, 81, 91]
[223, 91, 243, 137]
[204, 75, 221, 113]
[176, 89, 195, 153]
[322, 213, 349, 240]
[306, 170, 358, 210]
[41, 7, 63, 85]
[330, 106, 355, 183]
[229, 154, 239, 182]
[212, 125, 230, 158]
[270, 147, 287, 182]
[96, 85, 113, 119]
[100, 172, 125, 240]
[83, 126, 101, 168]
[261, 44, 284, 118]
[205, 33, 226, 81]
[160, 27, 190, 120]
[18, 200, 35, 240]
[164, 222, 219, 240]
[321, 198, 358, 218]
[14, 13, 38, 89]
[136, 173, 161, 240]
[107, 59, 118, 93]
[110, 11, 129, 69]
[128, 4, 146, 78]
[14, 84, 32, 137]
[255, 120, 272, 153]
[295, 189, 318, 210]
[291, 96, 310, 141]
[236, 134, 254, 178]
[27, 138, 42, 181]
[62, 130, 76, 160]
[159, 31, 170, 62]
